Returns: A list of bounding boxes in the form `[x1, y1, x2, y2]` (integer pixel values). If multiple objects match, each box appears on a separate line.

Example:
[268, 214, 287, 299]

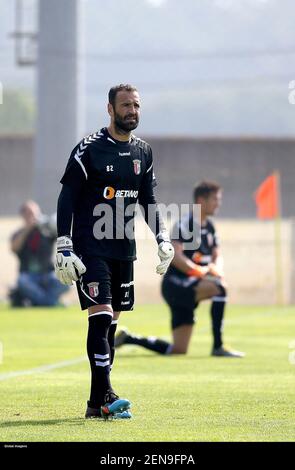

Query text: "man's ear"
[107, 103, 114, 118]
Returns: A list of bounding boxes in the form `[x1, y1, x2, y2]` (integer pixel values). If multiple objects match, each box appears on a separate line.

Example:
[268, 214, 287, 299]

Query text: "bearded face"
[110, 91, 140, 134]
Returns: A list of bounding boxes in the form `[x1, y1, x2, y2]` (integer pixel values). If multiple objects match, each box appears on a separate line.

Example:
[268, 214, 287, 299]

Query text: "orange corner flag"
[254, 172, 280, 220]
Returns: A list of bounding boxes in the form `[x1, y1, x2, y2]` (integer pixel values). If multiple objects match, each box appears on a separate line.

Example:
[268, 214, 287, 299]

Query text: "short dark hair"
[193, 180, 221, 202]
[108, 84, 138, 107]
[19, 200, 40, 214]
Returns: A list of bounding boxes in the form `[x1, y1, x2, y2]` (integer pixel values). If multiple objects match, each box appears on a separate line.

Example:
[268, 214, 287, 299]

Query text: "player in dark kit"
[54, 84, 174, 420]
[115, 181, 245, 358]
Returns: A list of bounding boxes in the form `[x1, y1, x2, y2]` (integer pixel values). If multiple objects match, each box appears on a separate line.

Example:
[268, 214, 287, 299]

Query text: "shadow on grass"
[0, 417, 90, 428]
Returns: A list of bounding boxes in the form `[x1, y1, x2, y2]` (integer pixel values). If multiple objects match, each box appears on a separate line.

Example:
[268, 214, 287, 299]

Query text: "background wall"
[0, 135, 294, 217]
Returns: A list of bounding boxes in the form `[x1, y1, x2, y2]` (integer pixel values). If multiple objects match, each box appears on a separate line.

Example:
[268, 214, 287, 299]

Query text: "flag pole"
[274, 170, 284, 305]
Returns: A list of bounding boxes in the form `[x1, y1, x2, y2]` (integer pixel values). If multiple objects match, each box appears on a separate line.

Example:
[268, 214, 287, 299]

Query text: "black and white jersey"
[167, 213, 219, 279]
[60, 127, 157, 261]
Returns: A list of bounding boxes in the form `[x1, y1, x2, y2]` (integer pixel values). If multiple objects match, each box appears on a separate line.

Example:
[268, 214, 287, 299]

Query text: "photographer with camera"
[10, 200, 69, 307]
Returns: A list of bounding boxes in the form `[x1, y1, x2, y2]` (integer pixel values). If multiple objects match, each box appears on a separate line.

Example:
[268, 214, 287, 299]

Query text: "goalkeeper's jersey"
[60, 127, 157, 261]
[166, 213, 219, 279]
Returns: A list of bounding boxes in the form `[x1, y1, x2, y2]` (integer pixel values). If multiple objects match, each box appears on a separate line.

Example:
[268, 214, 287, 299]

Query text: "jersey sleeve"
[209, 221, 219, 248]
[213, 229, 219, 248]
[140, 146, 157, 191]
[60, 141, 91, 190]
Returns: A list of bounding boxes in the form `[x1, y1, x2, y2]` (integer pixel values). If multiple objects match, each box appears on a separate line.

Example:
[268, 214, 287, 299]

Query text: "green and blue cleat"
[110, 410, 132, 420]
[85, 391, 132, 420]
[101, 397, 132, 420]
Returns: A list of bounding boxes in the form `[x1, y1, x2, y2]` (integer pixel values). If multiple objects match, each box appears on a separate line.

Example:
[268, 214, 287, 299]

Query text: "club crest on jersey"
[133, 159, 141, 175]
[88, 282, 99, 298]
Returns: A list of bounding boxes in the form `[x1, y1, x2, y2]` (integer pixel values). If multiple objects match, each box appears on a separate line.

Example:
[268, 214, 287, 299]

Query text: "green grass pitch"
[0, 303, 294, 442]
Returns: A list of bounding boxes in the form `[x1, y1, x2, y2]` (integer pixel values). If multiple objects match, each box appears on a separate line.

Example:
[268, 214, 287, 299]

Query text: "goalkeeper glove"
[55, 236, 86, 285]
[156, 239, 174, 275]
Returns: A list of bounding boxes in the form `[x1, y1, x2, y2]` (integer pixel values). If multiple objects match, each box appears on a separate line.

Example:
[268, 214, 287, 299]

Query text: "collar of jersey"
[102, 127, 134, 146]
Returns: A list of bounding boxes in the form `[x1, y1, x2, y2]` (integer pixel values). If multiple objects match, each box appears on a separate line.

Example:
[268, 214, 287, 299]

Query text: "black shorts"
[161, 275, 199, 330]
[76, 255, 134, 311]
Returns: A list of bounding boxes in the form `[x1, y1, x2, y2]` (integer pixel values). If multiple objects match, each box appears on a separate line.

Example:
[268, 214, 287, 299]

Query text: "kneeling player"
[116, 181, 245, 358]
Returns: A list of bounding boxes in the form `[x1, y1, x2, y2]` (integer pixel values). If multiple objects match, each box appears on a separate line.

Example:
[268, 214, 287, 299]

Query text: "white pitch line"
[0, 356, 87, 381]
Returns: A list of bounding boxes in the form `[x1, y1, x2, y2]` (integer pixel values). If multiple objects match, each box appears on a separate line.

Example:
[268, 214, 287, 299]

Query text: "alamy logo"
[92, 201, 201, 251]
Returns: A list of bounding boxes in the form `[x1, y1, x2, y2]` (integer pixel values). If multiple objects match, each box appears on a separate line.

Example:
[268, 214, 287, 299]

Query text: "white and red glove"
[156, 239, 175, 275]
[55, 236, 86, 285]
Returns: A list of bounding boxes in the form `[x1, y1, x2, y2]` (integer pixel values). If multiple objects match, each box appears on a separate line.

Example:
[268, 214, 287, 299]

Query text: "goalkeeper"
[55, 84, 174, 420]
[116, 181, 245, 358]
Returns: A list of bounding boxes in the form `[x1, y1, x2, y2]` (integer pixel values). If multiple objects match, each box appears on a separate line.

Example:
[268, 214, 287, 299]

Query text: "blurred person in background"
[115, 181, 245, 358]
[9, 200, 69, 307]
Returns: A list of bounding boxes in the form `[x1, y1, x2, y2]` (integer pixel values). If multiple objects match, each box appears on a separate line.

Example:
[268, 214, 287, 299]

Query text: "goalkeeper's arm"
[138, 189, 174, 275]
[56, 184, 75, 238]
[55, 185, 86, 285]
